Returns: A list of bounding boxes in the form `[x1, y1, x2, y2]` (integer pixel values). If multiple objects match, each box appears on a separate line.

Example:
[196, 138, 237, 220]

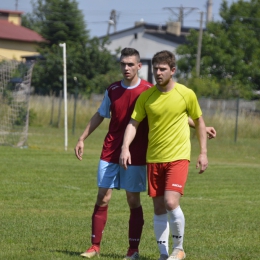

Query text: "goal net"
[0, 56, 34, 147]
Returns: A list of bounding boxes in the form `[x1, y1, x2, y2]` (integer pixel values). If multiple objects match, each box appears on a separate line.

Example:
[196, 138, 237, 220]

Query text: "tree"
[22, 0, 120, 96]
[176, 0, 260, 99]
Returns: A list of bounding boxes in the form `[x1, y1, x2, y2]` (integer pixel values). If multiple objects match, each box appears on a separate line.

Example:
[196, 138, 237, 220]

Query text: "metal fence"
[199, 98, 260, 117]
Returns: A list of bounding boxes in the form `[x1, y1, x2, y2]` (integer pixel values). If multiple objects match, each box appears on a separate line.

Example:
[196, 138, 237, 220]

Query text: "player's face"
[120, 55, 141, 82]
[153, 63, 176, 87]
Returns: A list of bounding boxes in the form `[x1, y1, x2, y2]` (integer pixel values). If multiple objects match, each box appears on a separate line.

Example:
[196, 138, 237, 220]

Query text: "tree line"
[22, 0, 260, 100]
[176, 0, 260, 99]
[22, 0, 121, 97]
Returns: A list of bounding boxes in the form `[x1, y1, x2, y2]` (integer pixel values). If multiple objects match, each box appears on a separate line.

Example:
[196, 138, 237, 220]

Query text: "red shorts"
[147, 160, 189, 197]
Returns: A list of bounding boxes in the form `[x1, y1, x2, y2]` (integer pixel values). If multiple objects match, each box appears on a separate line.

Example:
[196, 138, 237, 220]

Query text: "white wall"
[105, 28, 180, 59]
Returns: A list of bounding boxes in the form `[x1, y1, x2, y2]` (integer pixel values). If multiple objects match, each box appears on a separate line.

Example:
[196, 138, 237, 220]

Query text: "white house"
[0, 9, 46, 61]
[99, 21, 197, 82]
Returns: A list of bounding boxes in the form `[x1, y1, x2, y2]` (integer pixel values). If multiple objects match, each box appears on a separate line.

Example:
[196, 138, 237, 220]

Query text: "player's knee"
[164, 200, 179, 211]
[126, 193, 140, 208]
[96, 192, 111, 206]
[154, 204, 167, 215]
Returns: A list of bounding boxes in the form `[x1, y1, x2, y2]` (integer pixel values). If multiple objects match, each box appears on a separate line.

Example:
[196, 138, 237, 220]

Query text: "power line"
[163, 6, 199, 27]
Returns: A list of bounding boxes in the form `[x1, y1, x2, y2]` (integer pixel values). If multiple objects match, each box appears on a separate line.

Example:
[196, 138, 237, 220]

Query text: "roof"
[0, 9, 23, 15]
[0, 20, 45, 43]
[99, 22, 198, 44]
[135, 23, 197, 32]
[21, 54, 45, 61]
[145, 31, 187, 44]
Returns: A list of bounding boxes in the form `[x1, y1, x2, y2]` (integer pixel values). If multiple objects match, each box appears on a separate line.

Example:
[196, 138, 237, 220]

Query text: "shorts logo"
[172, 183, 182, 188]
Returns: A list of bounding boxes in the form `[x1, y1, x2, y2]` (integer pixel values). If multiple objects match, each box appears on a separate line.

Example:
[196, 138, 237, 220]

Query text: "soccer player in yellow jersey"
[119, 50, 208, 260]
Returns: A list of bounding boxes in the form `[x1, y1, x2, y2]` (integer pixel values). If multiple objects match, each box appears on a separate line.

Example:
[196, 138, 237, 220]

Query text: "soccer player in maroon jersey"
[75, 48, 216, 260]
[75, 48, 152, 259]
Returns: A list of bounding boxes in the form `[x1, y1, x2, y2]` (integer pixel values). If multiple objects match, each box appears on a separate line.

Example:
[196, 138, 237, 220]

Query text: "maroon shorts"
[147, 160, 189, 197]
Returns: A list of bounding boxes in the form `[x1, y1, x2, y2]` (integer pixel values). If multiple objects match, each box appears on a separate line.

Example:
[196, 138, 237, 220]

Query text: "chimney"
[135, 18, 145, 27]
[206, 0, 213, 24]
[0, 10, 23, 25]
[166, 21, 181, 36]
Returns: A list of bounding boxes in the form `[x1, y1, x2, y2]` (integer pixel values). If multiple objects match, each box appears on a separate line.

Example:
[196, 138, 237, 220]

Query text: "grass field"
[1, 124, 260, 260]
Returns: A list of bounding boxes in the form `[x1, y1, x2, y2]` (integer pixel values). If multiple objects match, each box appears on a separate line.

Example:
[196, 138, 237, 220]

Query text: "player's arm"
[188, 117, 216, 139]
[193, 116, 208, 174]
[119, 118, 140, 170]
[74, 112, 104, 161]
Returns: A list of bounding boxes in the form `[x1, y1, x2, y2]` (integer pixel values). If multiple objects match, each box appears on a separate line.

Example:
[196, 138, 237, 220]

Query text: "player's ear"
[138, 62, 142, 70]
[171, 66, 176, 74]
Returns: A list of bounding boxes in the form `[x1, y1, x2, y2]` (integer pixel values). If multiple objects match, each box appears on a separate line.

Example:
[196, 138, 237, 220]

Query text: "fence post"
[49, 91, 54, 126]
[234, 97, 239, 143]
[57, 90, 62, 128]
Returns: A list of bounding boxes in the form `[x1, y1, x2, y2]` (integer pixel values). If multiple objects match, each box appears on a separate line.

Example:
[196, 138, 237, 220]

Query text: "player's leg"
[164, 160, 189, 260]
[165, 191, 185, 260]
[120, 165, 146, 260]
[125, 191, 143, 259]
[153, 196, 169, 260]
[91, 187, 113, 246]
[81, 160, 120, 258]
[147, 163, 169, 260]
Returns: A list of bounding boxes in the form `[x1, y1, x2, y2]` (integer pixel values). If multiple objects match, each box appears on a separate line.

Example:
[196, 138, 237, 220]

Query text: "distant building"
[99, 21, 196, 82]
[0, 9, 46, 61]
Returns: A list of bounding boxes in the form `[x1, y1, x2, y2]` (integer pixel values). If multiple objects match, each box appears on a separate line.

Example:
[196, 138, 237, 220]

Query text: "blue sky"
[2, 0, 238, 38]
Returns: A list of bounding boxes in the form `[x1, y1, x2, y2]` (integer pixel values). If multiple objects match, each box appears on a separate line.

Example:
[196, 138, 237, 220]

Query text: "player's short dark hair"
[152, 50, 176, 68]
[120, 48, 140, 62]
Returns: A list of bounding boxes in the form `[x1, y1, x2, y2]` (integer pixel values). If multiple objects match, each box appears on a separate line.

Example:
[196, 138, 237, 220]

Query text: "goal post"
[0, 56, 34, 147]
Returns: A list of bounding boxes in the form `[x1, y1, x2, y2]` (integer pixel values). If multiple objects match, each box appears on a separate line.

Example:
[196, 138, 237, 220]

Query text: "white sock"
[167, 206, 185, 250]
[153, 213, 169, 256]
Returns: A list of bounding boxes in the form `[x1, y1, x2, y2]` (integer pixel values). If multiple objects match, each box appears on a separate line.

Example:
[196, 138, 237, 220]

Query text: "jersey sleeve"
[187, 89, 202, 120]
[131, 94, 147, 122]
[97, 90, 111, 118]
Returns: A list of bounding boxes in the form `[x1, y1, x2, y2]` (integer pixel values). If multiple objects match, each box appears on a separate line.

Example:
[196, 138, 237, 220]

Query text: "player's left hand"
[206, 127, 216, 139]
[196, 153, 208, 174]
[75, 140, 84, 161]
[119, 148, 131, 170]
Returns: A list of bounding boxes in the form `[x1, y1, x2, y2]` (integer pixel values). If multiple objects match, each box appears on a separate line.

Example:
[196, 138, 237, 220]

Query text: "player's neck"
[122, 76, 140, 87]
[156, 80, 175, 93]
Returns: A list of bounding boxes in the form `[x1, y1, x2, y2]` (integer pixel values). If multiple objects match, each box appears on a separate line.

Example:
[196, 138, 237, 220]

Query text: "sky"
[2, 0, 239, 38]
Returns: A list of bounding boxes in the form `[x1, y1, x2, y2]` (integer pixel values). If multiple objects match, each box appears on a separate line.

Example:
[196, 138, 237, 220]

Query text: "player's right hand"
[206, 127, 217, 139]
[75, 140, 84, 161]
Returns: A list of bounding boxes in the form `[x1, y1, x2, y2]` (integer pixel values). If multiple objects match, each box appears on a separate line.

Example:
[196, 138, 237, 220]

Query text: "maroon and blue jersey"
[98, 78, 152, 165]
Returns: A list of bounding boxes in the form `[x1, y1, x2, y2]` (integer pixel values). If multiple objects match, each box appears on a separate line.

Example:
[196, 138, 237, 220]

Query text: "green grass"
[0, 125, 260, 259]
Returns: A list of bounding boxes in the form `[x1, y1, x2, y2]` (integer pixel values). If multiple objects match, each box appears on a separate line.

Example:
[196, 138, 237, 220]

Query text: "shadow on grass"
[52, 250, 80, 256]
[54, 250, 152, 260]
[98, 253, 152, 260]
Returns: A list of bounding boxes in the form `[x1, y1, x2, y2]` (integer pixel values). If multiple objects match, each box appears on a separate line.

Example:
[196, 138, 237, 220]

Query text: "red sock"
[91, 204, 108, 246]
[128, 206, 144, 250]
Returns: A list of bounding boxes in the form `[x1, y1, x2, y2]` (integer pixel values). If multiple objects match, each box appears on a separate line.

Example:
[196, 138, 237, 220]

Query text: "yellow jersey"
[131, 83, 202, 163]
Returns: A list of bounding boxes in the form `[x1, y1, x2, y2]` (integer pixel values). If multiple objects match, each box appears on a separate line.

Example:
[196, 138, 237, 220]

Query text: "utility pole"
[107, 9, 117, 35]
[15, 0, 18, 10]
[206, 0, 213, 25]
[196, 12, 204, 77]
[163, 5, 199, 27]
